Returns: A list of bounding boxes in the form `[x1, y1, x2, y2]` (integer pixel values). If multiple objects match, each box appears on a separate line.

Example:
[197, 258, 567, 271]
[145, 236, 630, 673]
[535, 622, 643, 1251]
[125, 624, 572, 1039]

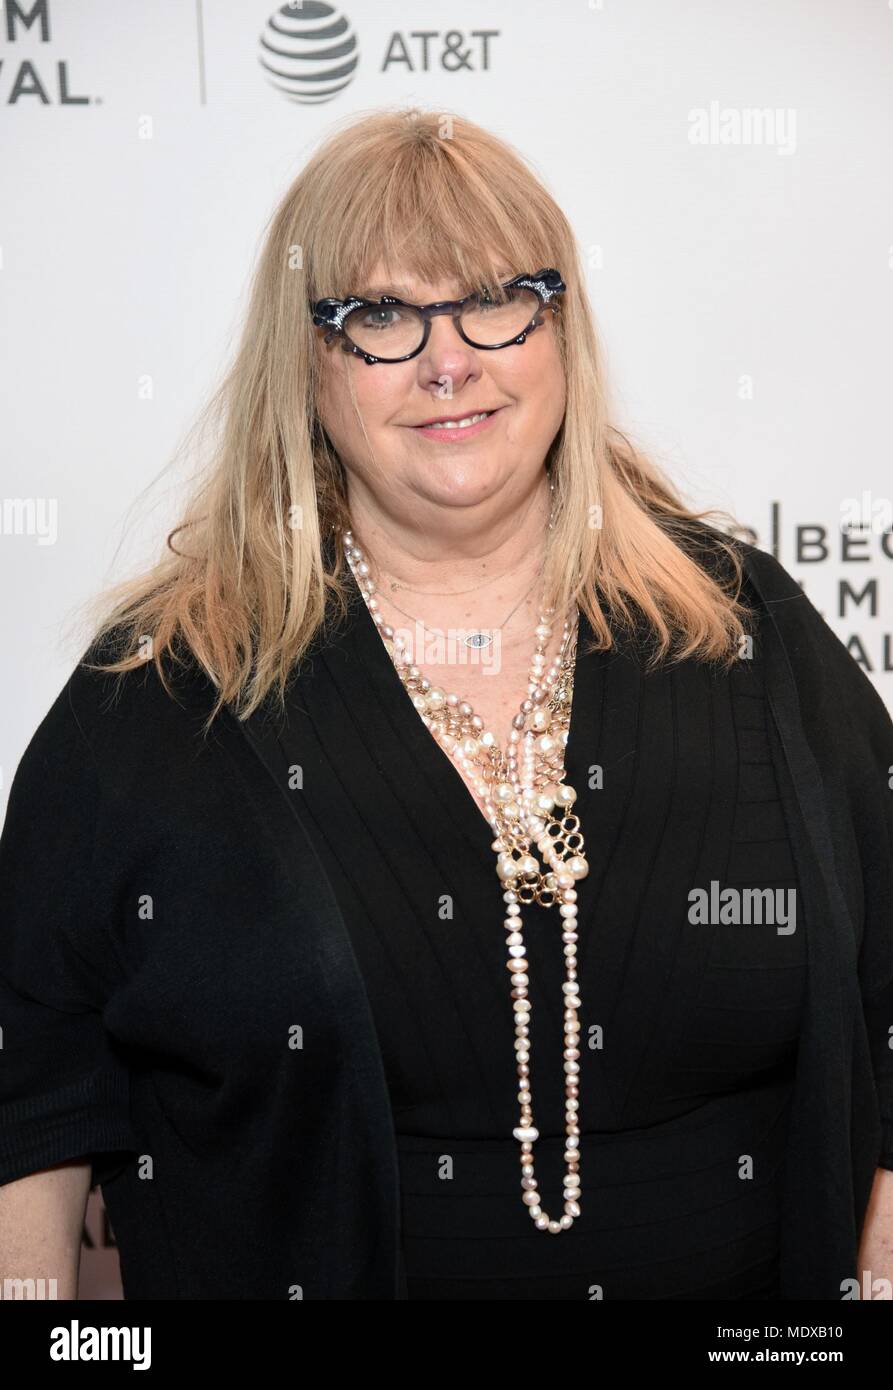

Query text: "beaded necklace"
[343, 528, 589, 1234]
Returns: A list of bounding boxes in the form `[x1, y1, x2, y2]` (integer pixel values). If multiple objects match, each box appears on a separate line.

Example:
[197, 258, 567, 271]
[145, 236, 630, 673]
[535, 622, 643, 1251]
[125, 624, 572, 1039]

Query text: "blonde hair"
[82, 106, 748, 726]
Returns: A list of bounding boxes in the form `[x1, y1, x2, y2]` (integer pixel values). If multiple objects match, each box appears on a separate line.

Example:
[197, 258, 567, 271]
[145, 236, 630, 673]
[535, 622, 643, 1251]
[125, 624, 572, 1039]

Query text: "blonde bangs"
[303, 115, 558, 309]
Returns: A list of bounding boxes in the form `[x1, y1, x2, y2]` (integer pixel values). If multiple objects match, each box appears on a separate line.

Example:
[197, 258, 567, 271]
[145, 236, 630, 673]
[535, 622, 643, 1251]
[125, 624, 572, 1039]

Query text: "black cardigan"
[1, 531, 892, 1300]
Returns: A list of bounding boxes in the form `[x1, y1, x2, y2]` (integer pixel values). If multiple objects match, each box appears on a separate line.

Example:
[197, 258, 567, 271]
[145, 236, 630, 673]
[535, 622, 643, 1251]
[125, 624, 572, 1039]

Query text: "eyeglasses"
[309, 267, 566, 365]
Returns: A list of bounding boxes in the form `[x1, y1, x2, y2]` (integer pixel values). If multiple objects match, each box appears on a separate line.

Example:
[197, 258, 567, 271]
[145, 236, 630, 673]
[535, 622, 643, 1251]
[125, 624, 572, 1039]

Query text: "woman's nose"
[416, 314, 481, 388]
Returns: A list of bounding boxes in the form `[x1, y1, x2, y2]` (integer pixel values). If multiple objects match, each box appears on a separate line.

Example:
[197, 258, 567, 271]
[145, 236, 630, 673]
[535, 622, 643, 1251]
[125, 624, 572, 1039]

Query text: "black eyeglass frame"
[309, 267, 566, 364]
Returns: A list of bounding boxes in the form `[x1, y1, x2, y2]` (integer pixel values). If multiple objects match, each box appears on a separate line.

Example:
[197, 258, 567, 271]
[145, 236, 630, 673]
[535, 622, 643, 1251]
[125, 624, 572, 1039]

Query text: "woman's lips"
[411, 407, 503, 442]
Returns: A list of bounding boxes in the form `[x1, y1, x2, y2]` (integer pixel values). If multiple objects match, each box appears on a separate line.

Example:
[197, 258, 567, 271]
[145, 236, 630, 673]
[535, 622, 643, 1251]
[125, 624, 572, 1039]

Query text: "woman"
[1, 108, 891, 1302]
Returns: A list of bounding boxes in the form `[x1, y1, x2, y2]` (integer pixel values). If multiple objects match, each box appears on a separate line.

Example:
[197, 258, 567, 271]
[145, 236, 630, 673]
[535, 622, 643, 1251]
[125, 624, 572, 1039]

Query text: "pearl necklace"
[342, 527, 590, 1235]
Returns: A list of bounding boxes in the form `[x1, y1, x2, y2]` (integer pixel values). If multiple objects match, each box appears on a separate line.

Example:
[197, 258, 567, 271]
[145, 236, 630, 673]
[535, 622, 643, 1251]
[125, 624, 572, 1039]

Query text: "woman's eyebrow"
[360, 282, 420, 300]
[358, 269, 516, 301]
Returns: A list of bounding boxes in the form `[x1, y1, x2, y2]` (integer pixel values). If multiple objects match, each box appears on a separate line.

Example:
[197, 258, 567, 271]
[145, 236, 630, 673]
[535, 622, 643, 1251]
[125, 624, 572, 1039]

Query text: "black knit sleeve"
[792, 570, 893, 1171]
[847, 664, 893, 1171]
[0, 666, 139, 1189]
[739, 541, 893, 1172]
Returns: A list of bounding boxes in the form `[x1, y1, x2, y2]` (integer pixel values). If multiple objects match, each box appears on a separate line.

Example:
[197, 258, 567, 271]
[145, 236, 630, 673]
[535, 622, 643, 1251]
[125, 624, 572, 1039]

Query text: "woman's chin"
[411, 467, 511, 509]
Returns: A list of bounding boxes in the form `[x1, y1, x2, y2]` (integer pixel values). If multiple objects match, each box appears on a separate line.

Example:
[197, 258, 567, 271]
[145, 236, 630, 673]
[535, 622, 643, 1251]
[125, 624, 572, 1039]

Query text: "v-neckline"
[324, 555, 604, 865]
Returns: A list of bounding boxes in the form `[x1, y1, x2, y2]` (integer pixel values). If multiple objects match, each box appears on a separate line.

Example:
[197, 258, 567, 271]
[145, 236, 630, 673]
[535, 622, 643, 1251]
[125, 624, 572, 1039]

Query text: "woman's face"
[314, 262, 567, 521]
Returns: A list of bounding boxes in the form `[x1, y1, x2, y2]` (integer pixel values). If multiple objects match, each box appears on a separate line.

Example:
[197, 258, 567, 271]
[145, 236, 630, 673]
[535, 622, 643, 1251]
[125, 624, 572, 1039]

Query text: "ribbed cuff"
[0, 1067, 137, 1187]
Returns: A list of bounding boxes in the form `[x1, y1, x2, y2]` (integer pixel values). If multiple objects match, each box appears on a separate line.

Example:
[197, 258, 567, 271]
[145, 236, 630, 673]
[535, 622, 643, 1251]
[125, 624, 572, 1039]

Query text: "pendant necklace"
[375, 479, 556, 650]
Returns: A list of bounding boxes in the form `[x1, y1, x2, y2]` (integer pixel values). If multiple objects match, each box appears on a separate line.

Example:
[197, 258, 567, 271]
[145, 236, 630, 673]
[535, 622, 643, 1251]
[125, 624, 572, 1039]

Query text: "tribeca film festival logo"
[1, 0, 92, 104]
[688, 102, 797, 156]
[735, 498, 893, 676]
[258, 1, 499, 106]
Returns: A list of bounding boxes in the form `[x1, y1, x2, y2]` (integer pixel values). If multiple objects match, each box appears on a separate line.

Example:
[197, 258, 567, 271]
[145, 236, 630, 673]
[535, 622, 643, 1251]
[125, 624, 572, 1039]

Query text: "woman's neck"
[344, 476, 553, 627]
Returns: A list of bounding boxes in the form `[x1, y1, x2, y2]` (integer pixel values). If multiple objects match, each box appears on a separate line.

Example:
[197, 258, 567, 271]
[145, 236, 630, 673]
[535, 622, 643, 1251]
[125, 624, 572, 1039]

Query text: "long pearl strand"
[342, 527, 590, 1235]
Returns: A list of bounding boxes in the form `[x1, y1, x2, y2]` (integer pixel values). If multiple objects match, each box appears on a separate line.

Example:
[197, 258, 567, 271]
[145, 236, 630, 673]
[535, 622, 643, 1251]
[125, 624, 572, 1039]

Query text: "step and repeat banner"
[1, 0, 890, 1299]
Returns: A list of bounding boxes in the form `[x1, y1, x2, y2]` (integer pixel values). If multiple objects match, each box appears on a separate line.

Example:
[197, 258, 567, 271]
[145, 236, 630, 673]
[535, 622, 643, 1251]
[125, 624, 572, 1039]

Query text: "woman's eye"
[362, 308, 400, 331]
[477, 288, 513, 309]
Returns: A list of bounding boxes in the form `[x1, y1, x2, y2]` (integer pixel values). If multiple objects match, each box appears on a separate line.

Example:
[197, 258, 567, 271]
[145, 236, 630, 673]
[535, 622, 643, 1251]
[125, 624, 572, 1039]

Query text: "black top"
[0, 529, 891, 1300]
[269, 574, 805, 1298]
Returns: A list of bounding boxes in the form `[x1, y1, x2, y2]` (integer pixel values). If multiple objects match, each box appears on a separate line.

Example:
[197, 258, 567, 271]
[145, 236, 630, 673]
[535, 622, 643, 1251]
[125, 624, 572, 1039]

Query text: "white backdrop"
[1, 0, 890, 1299]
